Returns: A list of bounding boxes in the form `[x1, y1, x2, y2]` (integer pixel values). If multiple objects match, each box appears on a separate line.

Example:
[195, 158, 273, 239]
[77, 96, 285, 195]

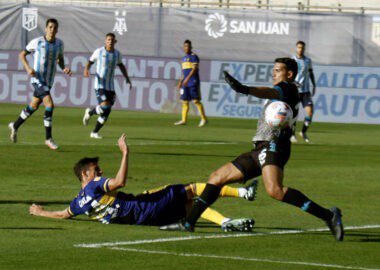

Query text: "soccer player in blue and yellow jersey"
[8, 18, 72, 150]
[174, 40, 208, 127]
[83, 33, 132, 139]
[29, 134, 257, 231]
[291, 41, 316, 143]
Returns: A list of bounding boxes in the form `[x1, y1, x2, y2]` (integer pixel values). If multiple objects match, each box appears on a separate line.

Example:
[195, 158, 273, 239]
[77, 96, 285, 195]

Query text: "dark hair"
[296, 40, 305, 46]
[46, 18, 59, 28]
[73, 157, 99, 182]
[184, 40, 192, 46]
[106, 33, 116, 39]
[274, 57, 298, 79]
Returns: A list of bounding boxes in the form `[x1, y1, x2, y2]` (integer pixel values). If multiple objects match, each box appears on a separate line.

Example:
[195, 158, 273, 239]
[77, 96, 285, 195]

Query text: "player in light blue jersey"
[291, 41, 316, 143]
[29, 134, 256, 232]
[83, 33, 132, 139]
[8, 18, 72, 150]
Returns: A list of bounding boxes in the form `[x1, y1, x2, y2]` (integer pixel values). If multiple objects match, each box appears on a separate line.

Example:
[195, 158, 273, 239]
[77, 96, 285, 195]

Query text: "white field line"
[108, 247, 380, 270]
[0, 140, 238, 146]
[74, 224, 380, 248]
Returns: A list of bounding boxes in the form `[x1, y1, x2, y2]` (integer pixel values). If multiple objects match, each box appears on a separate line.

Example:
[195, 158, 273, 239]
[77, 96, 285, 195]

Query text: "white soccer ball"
[265, 101, 293, 129]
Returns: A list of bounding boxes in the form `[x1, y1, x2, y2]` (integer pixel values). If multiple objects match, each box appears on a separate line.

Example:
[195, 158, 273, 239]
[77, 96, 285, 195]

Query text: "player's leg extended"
[91, 101, 111, 138]
[262, 165, 343, 240]
[191, 182, 257, 201]
[9, 97, 41, 142]
[184, 163, 244, 229]
[175, 88, 189, 125]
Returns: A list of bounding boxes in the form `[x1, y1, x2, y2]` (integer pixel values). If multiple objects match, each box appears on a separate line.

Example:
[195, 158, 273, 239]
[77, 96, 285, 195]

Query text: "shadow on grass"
[135, 152, 237, 158]
[0, 227, 64, 230]
[0, 200, 71, 205]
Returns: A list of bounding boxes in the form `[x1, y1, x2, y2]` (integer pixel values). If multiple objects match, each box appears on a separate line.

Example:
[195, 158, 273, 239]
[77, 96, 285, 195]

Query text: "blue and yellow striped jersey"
[68, 177, 120, 224]
[181, 53, 200, 87]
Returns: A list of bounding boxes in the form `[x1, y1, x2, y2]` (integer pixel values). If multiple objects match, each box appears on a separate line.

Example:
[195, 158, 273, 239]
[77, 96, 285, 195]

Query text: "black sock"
[14, 106, 35, 130]
[93, 121, 104, 133]
[44, 108, 53, 140]
[302, 123, 309, 133]
[89, 108, 97, 116]
[186, 183, 221, 226]
[13, 117, 25, 130]
[282, 188, 333, 221]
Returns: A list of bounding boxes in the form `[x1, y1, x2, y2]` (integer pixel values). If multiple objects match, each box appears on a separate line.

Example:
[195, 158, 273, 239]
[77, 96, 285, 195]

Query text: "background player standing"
[83, 33, 132, 139]
[174, 40, 208, 127]
[291, 41, 316, 143]
[8, 18, 72, 150]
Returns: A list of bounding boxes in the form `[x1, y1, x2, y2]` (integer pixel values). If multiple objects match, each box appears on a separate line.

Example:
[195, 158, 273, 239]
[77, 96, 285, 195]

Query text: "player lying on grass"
[29, 134, 256, 232]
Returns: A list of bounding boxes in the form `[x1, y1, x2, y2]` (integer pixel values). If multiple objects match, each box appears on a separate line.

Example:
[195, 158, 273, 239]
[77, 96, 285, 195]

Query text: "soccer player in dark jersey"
[290, 41, 316, 143]
[161, 58, 344, 241]
[29, 134, 257, 231]
[174, 40, 208, 127]
[8, 18, 72, 150]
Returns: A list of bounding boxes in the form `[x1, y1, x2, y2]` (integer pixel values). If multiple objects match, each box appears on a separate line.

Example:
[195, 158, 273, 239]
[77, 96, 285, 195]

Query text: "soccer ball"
[265, 101, 293, 129]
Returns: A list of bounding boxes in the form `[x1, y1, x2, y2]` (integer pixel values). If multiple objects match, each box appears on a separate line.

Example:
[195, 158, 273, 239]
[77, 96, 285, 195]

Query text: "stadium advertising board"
[0, 51, 378, 124]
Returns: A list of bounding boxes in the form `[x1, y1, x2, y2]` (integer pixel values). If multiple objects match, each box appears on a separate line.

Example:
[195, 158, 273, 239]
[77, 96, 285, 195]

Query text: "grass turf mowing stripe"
[108, 247, 380, 270]
[74, 224, 380, 248]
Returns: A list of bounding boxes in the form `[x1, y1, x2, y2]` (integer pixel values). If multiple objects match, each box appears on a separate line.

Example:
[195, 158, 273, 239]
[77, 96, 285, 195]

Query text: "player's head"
[272, 57, 298, 85]
[183, 40, 192, 54]
[296, 40, 306, 57]
[45, 18, 59, 38]
[105, 33, 117, 49]
[73, 157, 103, 182]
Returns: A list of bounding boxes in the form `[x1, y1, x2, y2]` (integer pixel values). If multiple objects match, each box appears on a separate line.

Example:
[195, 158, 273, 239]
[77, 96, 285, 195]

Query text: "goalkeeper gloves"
[224, 71, 249, 95]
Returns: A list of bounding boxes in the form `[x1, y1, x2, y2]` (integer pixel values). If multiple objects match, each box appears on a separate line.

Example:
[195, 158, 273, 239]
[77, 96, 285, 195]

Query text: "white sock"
[221, 218, 231, 225]
[238, 188, 247, 198]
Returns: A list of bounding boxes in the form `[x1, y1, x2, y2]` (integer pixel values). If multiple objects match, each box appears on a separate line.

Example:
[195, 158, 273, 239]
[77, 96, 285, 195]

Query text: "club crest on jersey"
[371, 17, 380, 47]
[22, 8, 38, 32]
[113, 10, 128, 35]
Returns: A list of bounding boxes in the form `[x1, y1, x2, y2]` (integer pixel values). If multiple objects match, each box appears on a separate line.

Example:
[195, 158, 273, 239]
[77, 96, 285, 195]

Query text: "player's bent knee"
[208, 171, 224, 186]
[266, 186, 285, 201]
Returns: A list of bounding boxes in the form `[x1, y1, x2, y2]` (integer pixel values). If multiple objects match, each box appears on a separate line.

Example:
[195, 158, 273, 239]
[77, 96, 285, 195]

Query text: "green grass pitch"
[0, 103, 379, 270]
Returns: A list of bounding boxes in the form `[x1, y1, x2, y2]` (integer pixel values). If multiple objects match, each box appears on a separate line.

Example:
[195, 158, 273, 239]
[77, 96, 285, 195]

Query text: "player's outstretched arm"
[224, 71, 279, 99]
[29, 204, 71, 219]
[107, 134, 129, 191]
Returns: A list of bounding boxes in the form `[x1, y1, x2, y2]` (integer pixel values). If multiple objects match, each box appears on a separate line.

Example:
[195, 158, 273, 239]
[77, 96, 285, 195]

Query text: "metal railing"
[3, 0, 380, 14]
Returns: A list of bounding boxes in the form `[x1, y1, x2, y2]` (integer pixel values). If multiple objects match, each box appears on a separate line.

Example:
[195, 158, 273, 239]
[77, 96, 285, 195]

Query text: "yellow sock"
[181, 101, 189, 122]
[194, 100, 207, 121]
[191, 183, 239, 198]
[220, 186, 239, 197]
[201, 207, 228, 226]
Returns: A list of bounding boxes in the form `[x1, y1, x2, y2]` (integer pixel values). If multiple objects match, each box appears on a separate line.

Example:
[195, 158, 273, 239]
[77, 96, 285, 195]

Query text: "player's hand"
[29, 204, 43, 216]
[127, 79, 132, 90]
[27, 68, 36, 77]
[182, 79, 189, 87]
[63, 67, 72, 76]
[118, 133, 129, 155]
[224, 71, 249, 95]
[84, 69, 90, 77]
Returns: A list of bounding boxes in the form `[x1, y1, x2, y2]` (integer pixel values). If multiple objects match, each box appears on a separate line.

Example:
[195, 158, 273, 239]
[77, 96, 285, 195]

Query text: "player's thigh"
[29, 97, 42, 110]
[180, 87, 191, 101]
[100, 101, 111, 107]
[208, 162, 245, 186]
[42, 95, 54, 108]
[305, 104, 313, 116]
[262, 165, 284, 199]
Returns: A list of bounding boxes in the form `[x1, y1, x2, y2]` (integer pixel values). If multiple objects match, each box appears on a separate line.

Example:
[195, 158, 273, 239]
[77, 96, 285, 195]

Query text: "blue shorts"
[32, 83, 51, 99]
[95, 89, 116, 106]
[115, 184, 188, 226]
[180, 84, 201, 101]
